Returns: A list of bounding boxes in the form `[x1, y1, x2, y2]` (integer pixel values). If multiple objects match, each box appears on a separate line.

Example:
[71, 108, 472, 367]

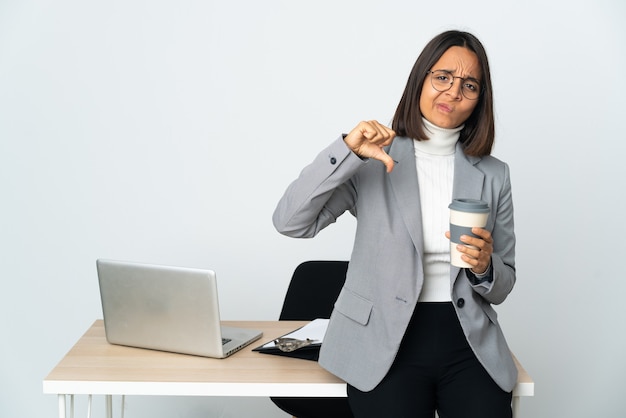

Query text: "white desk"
[44, 320, 533, 417]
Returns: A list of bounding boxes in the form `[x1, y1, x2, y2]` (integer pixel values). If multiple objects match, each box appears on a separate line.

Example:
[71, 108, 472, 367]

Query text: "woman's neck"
[413, 118, 462, 156]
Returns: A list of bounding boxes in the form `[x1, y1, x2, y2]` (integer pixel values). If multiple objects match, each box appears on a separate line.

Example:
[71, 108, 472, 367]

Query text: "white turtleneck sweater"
[415, 118, 462, 302]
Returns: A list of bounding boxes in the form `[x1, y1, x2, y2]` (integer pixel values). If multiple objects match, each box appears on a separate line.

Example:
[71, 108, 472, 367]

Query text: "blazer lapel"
[452, 143, 484, 201]
[388, 138, 424, 257]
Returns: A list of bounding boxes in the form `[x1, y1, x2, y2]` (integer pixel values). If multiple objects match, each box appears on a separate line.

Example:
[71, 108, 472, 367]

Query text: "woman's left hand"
[446, 227, 493, 274]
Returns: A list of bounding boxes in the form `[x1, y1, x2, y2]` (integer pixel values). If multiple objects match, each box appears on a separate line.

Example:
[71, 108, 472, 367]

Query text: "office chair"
[271, 260, 355, 418]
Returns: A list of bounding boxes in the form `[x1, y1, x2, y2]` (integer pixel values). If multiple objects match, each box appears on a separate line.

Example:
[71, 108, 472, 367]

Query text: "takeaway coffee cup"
[449, 199, 490, 268]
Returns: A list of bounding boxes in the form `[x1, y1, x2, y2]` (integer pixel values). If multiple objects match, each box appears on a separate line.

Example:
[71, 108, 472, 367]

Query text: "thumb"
[377, 150, 396, 173]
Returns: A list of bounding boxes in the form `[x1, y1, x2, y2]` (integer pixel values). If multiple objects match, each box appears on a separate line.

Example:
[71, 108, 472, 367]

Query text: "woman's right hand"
[344, 120, 396, 173]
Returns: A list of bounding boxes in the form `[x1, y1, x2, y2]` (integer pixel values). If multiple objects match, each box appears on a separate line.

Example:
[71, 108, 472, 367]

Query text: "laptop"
[96, 259, 262, 358]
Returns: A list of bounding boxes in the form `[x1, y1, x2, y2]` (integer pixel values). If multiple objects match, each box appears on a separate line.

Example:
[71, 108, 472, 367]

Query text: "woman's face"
[419, 46, 482, 129]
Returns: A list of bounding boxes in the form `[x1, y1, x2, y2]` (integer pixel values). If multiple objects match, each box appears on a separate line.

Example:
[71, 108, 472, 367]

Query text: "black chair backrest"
[279, 261, 349, 321]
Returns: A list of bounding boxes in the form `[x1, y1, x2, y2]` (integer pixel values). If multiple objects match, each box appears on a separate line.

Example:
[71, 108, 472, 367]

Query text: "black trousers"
[347, 303, 512, 418]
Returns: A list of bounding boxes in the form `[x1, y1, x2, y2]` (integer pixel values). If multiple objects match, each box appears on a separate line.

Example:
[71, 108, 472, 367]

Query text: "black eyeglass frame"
[426, 70, 483, 100]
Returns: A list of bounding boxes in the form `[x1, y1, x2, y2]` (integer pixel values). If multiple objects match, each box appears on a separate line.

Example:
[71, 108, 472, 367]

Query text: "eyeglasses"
[427, 70, 482, 100]
[274, 337, 316, 352]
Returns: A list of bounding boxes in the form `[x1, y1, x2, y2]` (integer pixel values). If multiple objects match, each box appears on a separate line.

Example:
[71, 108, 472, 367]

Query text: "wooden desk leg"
[512, 396, 520, 418]
[57, 394, 66, 418]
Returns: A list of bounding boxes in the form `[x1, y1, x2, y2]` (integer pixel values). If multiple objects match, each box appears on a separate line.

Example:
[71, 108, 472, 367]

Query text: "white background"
[1, 1, 624, 417]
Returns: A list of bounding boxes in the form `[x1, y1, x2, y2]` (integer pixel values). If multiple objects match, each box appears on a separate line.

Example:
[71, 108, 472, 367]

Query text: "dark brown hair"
[392, 30, 494, 156]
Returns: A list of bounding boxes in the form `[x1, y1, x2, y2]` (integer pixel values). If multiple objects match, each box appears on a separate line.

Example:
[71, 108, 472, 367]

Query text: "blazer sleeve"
[272, 137, 367, 238]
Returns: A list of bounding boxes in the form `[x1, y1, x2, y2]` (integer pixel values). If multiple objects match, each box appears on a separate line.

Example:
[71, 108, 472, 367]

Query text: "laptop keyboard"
[222, 338, 232, 345]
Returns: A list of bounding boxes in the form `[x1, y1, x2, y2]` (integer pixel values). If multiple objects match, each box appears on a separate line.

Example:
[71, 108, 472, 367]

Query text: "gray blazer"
[273, 136, 518, 393]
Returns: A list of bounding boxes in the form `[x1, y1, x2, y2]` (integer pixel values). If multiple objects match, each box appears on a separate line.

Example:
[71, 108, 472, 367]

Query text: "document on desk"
[253, 318, 329, 361]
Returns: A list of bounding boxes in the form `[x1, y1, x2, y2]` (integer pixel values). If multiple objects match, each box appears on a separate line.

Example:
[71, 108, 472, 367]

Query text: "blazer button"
[330, 157, 337, 165]
[457, 298, 465, 308]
